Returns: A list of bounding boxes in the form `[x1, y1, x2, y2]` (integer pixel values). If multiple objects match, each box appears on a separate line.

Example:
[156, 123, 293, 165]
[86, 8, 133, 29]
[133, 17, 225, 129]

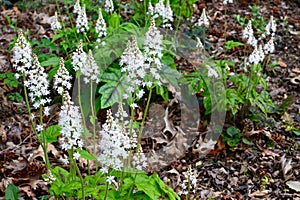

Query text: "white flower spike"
[197, 8, 209, 26]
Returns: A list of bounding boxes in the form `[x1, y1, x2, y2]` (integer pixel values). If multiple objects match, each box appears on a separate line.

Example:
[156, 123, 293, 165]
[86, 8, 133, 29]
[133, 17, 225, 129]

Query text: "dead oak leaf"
[280, 155, 293, 180]
[278, 58, 287, 68]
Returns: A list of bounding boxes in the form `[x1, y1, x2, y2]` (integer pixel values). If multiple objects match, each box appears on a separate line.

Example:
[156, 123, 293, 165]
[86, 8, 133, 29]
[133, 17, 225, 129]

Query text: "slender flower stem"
[39, 104, 50, 169]
[23, 75, 37, 142]
[137, 86, 153, 152]
[77, 72, 87, 143]
[89, 81, 98, 171]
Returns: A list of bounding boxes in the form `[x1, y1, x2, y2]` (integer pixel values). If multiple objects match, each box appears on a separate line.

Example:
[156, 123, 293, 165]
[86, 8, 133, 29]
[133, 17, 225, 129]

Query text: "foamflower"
[24, 54, 51, 109]
[59, 91, 84, 157]
[12, 29, 33, 76]
[51, 11, 62, 31]
[53, 57, 72, 95]
[76, 5, 89, 33]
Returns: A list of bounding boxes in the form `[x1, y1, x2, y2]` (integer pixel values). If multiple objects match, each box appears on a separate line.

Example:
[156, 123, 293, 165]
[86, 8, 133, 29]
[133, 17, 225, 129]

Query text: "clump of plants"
[3, 0, 283, 199]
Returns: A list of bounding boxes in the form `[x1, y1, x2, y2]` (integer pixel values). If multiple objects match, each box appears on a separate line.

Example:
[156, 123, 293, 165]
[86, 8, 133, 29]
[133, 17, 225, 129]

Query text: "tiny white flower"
[130, 103, 138, 108]
[73, 152, 81, 160]
[60, 157, 69, 165]
[136, 90, 145, 99]
[36, 124, 44, 132]
[30, 113, 35, 120]
[106, 176, 115, 184]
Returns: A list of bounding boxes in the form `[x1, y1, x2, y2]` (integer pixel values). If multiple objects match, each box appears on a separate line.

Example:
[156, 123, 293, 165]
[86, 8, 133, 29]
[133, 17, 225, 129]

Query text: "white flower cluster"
[82, 50, 100, 84]
[74, 0, 82, 15]
[148, 0, 173, 30]
[131, 149, 148, 171]
[72, 41, 100, 84]
[75, 4, 89, 33]
[104, 0, 114, 13]
[12, 29, 33, 76]
[243, 17, 276, 66]
[242, 21, 257, 47]
[223, 0, 233, 4]
[197, 8, 209, 26]
[263, 37, 275, 54]
[120, 38, 146, 98]
[24, 54, 51, 109]
[71, 40, 88, 72]
[53, 57, 72, 95]
[51, 11, 62, 31]
[248, 45, 264, 65]
[178, 165, 198, 196]
[98, 108, 138, 173]
[95, 8, 107, 46]
[264, 16, 276, 37]
[59, 91, 84, 160]
[144, 19, 163, 84]
[147, 2, 154, 15]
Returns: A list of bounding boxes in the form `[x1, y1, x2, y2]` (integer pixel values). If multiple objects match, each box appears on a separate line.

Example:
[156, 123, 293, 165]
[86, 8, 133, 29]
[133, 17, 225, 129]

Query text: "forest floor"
[0, 0, 299, 199]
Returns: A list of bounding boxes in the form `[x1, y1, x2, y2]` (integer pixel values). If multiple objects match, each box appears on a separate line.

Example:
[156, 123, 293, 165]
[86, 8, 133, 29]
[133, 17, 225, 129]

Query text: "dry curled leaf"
[278, 58, 287, 67]
[286, 181, 300, 192]
[281, 155, 293, 180]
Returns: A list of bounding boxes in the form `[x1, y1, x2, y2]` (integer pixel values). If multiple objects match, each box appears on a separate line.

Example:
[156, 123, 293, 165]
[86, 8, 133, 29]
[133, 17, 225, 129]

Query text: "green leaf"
[135, 174, 161, 200]
[48, 65, 60, 81]
[293, 130, 300, 136]
[5, 184, 20, 200]
[45, 125, 61, 143]
[108, 12, 121, 29]
[40, 56, 60, 67]
[76, 148, 96, 161]
[99, 81, 124, 108]
[120, 177, 134, 197]
[226, 126, 240, 137]
[225, 40, 244, 50]
[242, 138, 255, 145]
[150, 173, 180, 200]
[52, 33, 64, 42]
[99, 70, 125, 108]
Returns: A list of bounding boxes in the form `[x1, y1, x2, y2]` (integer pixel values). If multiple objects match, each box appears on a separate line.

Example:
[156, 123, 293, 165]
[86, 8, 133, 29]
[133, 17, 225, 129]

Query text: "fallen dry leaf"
[278, 58, 287, 67]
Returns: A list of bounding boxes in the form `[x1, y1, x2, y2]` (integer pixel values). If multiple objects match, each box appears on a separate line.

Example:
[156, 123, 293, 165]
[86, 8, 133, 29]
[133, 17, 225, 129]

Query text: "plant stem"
[39, 104, 50, 170]
[137, 86, 153, 152]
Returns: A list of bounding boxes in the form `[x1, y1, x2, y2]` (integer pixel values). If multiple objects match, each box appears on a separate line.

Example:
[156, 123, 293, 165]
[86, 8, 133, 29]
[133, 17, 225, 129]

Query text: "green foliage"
[225, 40, 244, 50]
[0, 72, 19, 88]
[98, 67, 125, 108]
[48, 167, 179, 200]
[0, 72, 23, 102]
[222, 126, 242, 148]
[170, 0, 198, 19]
[5, 184, 20, 200]
[44, 125, 61, 143]
[6, 92, 23, 102]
